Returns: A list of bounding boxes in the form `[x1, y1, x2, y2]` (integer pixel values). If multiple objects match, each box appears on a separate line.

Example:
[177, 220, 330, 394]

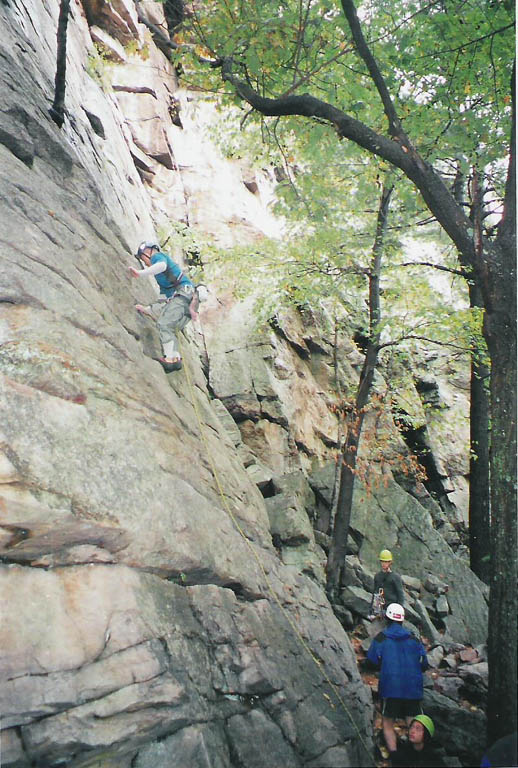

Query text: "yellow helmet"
[379, 549, 393, 562]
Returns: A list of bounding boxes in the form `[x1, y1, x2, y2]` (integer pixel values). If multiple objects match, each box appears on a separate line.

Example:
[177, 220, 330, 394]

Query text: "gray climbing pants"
[155, 291, 192, 358]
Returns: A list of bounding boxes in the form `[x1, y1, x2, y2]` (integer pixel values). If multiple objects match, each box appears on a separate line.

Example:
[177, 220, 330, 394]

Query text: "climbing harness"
[373, 587, 385, 617]
[178, 330, 373, 761]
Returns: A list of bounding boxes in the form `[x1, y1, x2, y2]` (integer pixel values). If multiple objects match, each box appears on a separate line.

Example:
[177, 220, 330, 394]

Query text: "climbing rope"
[178, 330, 373, 761]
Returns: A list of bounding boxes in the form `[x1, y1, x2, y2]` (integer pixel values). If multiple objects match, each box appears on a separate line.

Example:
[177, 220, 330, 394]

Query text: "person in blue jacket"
[129, 241, 198, 373]
[367, 602, 429, 758]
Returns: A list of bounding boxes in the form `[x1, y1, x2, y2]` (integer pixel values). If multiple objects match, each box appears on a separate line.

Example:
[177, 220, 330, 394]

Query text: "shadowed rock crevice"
[394, 409, 457, 516]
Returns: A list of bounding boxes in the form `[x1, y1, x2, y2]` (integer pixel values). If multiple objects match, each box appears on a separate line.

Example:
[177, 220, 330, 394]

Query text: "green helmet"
[379, 549, 393, 562]
[413, 715, 435, 739]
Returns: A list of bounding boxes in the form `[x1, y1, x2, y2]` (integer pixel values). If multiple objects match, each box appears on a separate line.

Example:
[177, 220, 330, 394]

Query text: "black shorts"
[382, 698, 423, 719]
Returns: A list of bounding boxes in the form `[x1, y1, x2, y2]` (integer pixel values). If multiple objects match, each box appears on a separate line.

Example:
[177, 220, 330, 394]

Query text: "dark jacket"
[371, 569, 405, 612]
[391, 740, 446, 767]
[367, 623, 428, 700]
[480, 733, 518, 767]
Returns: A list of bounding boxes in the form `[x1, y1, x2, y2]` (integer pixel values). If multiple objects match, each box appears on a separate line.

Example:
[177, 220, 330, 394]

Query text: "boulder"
[401, 574, 422, 592]
[443, 654, 458, 670]
[423, 689, 486, 767]
[459, 647, 479, 664]
[340, 585, 372, 617]
[458, 662, 488, 686]
[413, 599, 441, 644]
[426, 645, 445, 668]
[436, 594, 450, 617]
[434, 675, 463, 700]
[425, 574, 450, 595]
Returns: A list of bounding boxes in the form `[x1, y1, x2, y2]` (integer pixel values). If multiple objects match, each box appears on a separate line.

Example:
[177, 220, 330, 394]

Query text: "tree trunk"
[326, 347, 376, 600]
[484, 66, 516, 743]
[484, 239, 517, 743]
[326, 182, 393, 600]
[486, 316, 517, 743]
[49, 0, 71, 128]
[468, 284, 490, 584]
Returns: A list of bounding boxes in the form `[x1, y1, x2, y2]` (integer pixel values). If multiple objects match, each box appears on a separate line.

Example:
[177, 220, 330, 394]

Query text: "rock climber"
[368, 549, 405, 621]
[129, 241, 198, 373]
[366, 603, 429, 759]
[390, 714, 446, 767]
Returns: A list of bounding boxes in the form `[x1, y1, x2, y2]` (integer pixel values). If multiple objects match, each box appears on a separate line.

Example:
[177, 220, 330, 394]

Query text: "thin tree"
[468, 167, 491, 584]
[452, 161, 491, 583]
[327, 180, 394, 600]
[49, 0, 71, 128]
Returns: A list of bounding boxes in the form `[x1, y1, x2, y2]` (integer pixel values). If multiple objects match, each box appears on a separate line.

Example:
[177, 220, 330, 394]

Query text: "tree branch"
[379, 335, 471, 352]
[218, 55, 475, 259]
[392, 260, 468, 278]
[340, 0, 407, 141]
[135, 1, 179, 56]
[220, 58, 411, 167]
[416, 24, 514, 59]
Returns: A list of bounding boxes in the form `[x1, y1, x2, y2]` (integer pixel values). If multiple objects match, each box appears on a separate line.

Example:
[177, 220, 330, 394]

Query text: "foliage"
[85, 43, 114, 91]
[157, 221, 213, 282]
[173, 0, 504, 495]
[179, 0, 512, 236]
[125, 39, 151, 59]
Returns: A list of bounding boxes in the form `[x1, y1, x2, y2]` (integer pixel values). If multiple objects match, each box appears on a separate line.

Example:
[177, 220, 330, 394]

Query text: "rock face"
[0, 2, 372, 766]
[2, 566, 371, 768]
[0, 0, 487, 766]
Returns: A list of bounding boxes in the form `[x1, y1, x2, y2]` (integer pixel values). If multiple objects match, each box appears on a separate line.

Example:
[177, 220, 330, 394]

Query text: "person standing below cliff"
[129, 241, 198, 373]
[366, 603, 429, 759]
[368, 549, 405, 621]
[390, 715, 446, 767]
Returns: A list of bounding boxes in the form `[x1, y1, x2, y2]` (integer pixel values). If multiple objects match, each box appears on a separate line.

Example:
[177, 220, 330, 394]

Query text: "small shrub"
[85, 44, 113, 91]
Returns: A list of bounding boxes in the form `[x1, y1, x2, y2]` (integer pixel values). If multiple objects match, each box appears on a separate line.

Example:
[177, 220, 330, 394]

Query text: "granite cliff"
[0, 1, 487, 766]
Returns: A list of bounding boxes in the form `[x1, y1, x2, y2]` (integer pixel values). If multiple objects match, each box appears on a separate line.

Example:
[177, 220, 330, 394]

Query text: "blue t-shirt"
[151, 252, 193, 298]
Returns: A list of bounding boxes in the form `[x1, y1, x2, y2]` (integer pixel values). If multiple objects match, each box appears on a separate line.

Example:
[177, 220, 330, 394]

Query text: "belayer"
[129, 241, 200, 373]
[368, 549, 405, 621]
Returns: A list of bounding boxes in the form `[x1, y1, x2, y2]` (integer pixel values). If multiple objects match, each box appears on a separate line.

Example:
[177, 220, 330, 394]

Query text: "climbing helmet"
[136, 241, 160, 257]
[385, 603, 405, 622]
[412, 715, 435, 739]
[379, 549, 393, 562]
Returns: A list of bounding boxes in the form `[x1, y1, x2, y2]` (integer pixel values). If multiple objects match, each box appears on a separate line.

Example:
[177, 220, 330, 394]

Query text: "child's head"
[409, 715, 435, 746]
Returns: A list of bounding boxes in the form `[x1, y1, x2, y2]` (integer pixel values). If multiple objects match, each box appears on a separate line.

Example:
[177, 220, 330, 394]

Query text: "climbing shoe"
[156, 357, 183, 373]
